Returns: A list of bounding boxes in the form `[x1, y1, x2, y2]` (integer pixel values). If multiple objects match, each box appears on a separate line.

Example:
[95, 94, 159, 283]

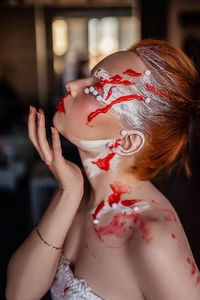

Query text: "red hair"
[128, 39, 200, 180]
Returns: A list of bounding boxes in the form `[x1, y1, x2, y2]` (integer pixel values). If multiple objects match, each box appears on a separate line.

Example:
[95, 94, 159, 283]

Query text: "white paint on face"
[92, 67, 170, 131]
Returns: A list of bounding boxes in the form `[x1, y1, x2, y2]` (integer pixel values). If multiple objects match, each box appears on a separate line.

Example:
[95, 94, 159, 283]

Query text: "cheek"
[70, 96, 103, 125]
[53, 95, 124, 141]
[52, 97, 103, 139]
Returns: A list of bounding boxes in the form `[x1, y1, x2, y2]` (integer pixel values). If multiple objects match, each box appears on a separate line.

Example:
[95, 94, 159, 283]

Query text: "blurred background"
[0, 0, 200, 299]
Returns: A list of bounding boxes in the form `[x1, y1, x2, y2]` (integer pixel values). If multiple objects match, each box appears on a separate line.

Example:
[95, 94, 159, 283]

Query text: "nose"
[65, 79, 80, 98]
[66, 77, 95, 98]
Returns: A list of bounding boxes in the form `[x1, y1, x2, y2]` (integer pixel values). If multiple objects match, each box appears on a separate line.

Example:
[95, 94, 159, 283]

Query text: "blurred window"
[88, 16, 141, 69]
[52, 15, 141, 99]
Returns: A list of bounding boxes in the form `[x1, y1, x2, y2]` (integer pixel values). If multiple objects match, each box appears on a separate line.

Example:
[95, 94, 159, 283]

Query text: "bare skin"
[6, 51, 200, 300]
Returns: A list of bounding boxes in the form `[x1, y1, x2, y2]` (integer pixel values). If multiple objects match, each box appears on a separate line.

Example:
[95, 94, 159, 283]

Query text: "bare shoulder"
[128, 197, 200, 300]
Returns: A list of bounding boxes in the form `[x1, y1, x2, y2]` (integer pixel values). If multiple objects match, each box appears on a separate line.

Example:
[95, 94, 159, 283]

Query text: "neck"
[78, 146, 144, 210]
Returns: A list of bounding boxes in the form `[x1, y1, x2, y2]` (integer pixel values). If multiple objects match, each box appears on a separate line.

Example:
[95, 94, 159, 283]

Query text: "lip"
[56, 92, 71, 113]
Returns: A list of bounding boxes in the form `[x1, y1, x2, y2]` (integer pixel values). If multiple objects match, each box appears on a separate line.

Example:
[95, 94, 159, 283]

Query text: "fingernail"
[51, 126, 54, 134]
[29, 105, 33, 113]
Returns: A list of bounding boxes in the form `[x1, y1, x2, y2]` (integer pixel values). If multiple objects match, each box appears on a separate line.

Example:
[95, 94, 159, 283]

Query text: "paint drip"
[86, 67, 171, 132]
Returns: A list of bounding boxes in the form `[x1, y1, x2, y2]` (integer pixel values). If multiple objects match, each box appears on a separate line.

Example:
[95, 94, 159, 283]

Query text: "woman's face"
[53, 51, 146, 145]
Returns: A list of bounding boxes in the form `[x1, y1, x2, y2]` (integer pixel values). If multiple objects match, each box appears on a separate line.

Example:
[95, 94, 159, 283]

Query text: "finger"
[51, 127, 63, 160]
[28, 106, 45, 160]
[37, 108, 52, 165]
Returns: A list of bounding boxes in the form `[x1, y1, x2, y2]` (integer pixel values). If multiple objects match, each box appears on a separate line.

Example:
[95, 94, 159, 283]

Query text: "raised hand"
[28, 106, 84, 194]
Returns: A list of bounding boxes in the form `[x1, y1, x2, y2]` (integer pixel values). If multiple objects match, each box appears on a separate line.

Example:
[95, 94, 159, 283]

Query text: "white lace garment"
[50, 255, 104, 300]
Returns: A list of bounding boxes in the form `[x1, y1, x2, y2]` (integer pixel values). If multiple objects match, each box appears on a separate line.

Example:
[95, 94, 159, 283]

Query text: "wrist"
[59, 185, 84, 198]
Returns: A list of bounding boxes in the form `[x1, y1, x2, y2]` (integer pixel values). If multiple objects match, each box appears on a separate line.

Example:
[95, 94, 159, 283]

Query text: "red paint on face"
[187, 257, 196, 275]
[64, 287, 69, 293]
[110, 74, 123, 82]
[95, 214, 126, 238]
[121, 199, 143, 207]
[91, 153, 116, 171]
[94, 83, 103, 91]
[93, 200, 105, 220]
[105, 86, 116, 101]
[108, 181, 130, 207]
[171, 233, 176, 239]
[123, 69, 142, 77]
[56, 92, 71, 113]
[87, 94, 145, 122]
[100, 74, 134, 86]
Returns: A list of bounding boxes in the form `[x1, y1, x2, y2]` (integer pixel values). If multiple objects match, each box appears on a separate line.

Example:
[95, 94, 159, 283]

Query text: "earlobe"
[114, 130, 145, 156]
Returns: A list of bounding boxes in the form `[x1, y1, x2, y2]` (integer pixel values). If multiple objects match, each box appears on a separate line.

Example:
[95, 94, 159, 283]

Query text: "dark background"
[0, 0, 200, 299]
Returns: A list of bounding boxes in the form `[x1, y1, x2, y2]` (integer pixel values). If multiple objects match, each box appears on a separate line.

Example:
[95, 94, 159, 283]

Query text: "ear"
[114, 130, 145, 156]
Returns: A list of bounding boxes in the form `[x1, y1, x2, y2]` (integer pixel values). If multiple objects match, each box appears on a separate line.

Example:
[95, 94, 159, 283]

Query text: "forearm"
[6, 186, 83, 300]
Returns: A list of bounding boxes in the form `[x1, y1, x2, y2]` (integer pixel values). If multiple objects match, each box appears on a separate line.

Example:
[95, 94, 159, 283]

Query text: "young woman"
[6, 39, 200, 300]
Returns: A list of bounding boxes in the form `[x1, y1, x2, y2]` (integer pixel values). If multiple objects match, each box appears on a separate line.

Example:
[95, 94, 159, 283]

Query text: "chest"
[62, 207, 145, 300]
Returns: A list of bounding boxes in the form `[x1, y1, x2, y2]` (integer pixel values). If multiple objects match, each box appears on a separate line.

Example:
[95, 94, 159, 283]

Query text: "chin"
[52, 111, 60, 129]
[52, 112, 65, 135]
[52, 111, 73, 142]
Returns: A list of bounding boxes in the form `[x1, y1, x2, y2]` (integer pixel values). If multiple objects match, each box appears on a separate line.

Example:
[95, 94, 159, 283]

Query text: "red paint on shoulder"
[186, 257, 196, 275]
[171, 233, 176, 239]
[64, 287, 69, 293]
[162, 208, 177, 223]
[139, 217, 153, 244]
[123, 69, 142, 77]
[121, 199, 143, 207]
[94, 83, 103, 91]
[108, 181, 130, 207]
[151, 200, 158, 204]
[91, 153, 116, 171]
[196, 275, 200, 285]
[93, 211, 154, 247]
[93, 200, 105, 220]
[94, 212, 139, 245]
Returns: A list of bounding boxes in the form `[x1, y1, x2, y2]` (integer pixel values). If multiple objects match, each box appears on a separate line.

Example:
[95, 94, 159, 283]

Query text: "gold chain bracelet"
[36, 225, 63, 251]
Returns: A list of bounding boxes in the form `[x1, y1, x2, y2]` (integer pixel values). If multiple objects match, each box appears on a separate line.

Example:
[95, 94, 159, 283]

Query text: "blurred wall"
[0, 7, 37, 104]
